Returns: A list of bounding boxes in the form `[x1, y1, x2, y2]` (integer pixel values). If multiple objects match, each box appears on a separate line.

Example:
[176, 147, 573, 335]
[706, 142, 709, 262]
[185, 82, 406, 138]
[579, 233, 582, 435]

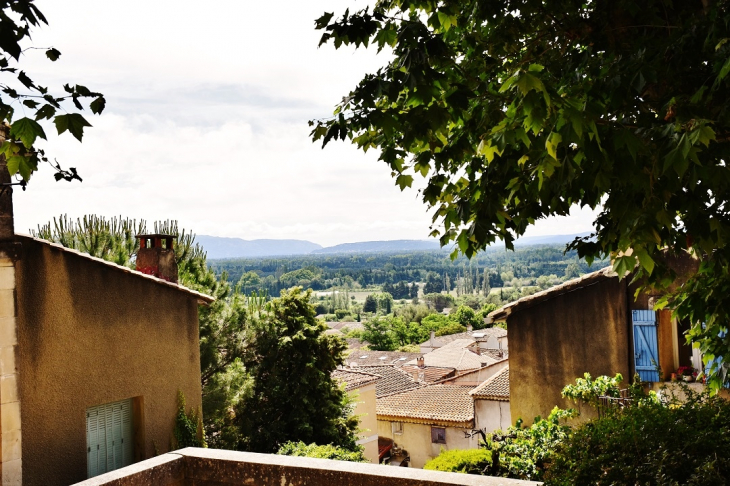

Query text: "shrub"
[453, 305, 481, 329]
[277, 441, 367, 463]
[545, 388, 730, 485]
[397, 343, 421, 352]
[561, 373, 624, 407]
[424, 449, 492, 474]
[335, 309, 351, 319]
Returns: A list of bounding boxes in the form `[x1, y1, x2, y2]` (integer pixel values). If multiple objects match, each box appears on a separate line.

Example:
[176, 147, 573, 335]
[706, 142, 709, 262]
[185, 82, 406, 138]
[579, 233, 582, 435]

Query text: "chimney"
[467, 324, 473, 333]
[417, 356, 425, 368]
[430, 330, 435, 348]
[135, 234, 178, 283]
[412, 370, 420, 381]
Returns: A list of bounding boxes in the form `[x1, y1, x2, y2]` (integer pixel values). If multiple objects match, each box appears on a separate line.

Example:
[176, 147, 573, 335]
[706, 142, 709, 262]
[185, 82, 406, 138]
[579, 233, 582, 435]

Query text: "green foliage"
[313, 0, 730, 387]
[0, 1, 105, 182]
[234, 287, 358, 453]
[173, 391, 205, 449]
[453, 305, 481, 329]
[362, 294, 377, 313]
[362, 315, 400, 351]
[424, 449, 492, 474]
[423, 271, 443, 294]
[546, 389, 730, 485]
[397, 343, 421, 353]
[488, 407, 578, 481]
[434, 321, 466, 337]
[561, 373, 624, 408]
[393, 303, 436, 325]
[277, 441, 367, 463]
[423, 293, 455, 312]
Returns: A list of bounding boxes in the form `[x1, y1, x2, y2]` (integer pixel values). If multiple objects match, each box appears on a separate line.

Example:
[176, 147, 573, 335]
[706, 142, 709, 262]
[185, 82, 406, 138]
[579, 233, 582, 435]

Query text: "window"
[392, 422, 403, 435]
[431, 427, 446, 444]
[87, 398, 134, 478]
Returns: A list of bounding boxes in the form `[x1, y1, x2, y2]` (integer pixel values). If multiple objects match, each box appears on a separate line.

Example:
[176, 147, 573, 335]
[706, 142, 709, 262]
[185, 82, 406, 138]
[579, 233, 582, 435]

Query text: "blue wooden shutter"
[87, 399, 134, 478]
[632, 310, 660, 382]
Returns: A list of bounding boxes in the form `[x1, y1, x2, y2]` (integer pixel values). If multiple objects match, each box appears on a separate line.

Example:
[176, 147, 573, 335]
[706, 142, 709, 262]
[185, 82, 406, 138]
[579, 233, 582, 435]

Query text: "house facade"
[331, 369, 380, 463]
[488, 261, 701, 425]
[1, 233, 212, 485]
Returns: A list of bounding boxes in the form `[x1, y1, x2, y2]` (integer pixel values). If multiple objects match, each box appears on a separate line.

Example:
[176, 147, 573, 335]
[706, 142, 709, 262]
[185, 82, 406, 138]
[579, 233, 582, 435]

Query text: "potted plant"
[677, 366, 696, 382]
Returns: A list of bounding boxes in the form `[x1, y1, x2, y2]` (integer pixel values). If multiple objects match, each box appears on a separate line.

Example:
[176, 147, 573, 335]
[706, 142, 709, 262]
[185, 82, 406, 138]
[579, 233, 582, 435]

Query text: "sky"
[11, 0, 597, 247]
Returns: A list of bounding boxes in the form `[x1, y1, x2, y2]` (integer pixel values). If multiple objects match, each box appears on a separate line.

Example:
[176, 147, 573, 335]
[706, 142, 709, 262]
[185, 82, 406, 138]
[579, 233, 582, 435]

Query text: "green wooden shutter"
[87, 398, 134, 478]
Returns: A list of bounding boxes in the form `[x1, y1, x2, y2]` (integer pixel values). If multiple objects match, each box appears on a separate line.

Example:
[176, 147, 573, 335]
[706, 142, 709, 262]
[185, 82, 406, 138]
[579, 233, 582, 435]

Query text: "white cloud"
[13, 0, 596, 247]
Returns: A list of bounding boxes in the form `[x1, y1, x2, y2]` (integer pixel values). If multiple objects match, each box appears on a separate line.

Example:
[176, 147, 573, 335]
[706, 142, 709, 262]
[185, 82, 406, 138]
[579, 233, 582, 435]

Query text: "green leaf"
[90, 96, 106, 115]
[718, 56, 730, 81]
[545, 133, 562, 160]
[634, 248, 655, 275]
[10, 117, 46, 148]
[396, 174, 413, 190]
[516, 73, 545, 95]
[612, 255, 636, 277]
[34, 104, 56, 121]
[54, 113, 92, 142]
[45, 48, 61, 61]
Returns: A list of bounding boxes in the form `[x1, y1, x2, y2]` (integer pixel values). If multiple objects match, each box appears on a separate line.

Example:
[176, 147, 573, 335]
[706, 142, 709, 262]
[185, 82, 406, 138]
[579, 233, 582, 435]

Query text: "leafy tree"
[313, 0, 730, 388]
[362, 294, 377, 313]
[277, 441, 367, 463]
[235, 287, 358, 453]
[362, 315, 399, 351]
[561, 373, 624, 408]
[0, 1, 105, 184]
[422, 271, 442, 294]
[453, 305, 480, 329]
[423, 292, 455, 312]
[434, 321, 466, 337]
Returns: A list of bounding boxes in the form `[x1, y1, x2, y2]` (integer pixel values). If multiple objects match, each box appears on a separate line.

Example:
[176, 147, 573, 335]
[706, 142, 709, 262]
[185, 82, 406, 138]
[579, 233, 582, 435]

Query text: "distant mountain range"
[198, 232, 592, 260]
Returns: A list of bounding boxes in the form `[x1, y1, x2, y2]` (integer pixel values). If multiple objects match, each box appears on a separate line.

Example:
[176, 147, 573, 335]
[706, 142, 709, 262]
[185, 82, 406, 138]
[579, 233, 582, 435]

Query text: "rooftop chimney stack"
[135, 234, 178, 283]
[430, 330, 435, 348]
[417, 356, 425, 368]
[467, 324, 473, 333]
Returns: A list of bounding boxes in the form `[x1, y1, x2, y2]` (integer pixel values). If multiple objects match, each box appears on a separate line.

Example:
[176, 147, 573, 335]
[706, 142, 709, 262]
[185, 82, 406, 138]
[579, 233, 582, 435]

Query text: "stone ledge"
[73, 448, 540, 486]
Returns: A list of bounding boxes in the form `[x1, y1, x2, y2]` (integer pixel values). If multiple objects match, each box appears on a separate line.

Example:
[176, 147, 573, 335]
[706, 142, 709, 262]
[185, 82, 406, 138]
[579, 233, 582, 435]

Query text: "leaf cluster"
[313, 0, 730, 385]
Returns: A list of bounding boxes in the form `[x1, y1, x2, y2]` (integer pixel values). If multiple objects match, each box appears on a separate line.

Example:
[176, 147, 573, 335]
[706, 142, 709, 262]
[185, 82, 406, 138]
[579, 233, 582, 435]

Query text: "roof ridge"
[17, 234, 214, 304]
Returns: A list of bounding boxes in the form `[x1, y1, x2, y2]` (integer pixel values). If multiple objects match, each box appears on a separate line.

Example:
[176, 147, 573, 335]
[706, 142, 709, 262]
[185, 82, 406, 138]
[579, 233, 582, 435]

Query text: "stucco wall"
[474, 400, 510, 433]
[442, 360, 508, 387]
[352, 383, 378, 463]
[508, 276, 630, 425]
[14, 236, 203, 486]
[377, 420, 478, 469]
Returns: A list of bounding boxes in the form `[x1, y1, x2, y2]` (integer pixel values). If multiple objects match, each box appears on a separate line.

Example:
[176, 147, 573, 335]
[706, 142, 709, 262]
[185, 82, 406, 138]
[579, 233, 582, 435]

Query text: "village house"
[0, 171, 214, 486]
[419, 327, 507, 354]
[376, 384, 479, 468]
[331, 369, 381, 463]
[470, 367, 511, 433]
[487, 258, 704, 425]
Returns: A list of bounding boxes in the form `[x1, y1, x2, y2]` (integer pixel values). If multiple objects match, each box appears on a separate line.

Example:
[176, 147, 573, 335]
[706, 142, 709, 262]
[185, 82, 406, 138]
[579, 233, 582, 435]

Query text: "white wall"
[474, 400, 511, 433]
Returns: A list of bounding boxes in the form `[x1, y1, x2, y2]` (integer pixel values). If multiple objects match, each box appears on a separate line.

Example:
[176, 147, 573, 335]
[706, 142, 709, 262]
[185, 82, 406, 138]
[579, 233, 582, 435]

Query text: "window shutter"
[632, 310, 660, 382]
[87, 398, 134, 478]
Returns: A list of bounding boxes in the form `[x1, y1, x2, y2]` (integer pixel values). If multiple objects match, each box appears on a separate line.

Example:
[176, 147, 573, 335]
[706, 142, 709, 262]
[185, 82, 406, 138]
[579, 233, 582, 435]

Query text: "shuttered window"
[632, 310, 660, 382]
[87, 398, 134, 478]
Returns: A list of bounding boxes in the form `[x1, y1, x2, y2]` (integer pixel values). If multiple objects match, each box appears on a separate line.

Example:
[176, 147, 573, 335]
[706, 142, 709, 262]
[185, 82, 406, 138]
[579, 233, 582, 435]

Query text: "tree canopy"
[0, 1, 104, 185]
[313, 0, 730, 389]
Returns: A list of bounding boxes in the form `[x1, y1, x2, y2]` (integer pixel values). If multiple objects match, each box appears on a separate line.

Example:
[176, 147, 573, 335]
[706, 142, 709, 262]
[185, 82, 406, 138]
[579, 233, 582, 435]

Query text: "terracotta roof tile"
[18, 234, 214, 304]
[347, 351, 422, 367]
[356, 365, 421, 397]
[407, 340, 496, 371]
[470, 367, 509, 400]
[377, 384, 475, 425]
[420, 327, 507, 348]
[400, 365, 455, 383]
[332, 369, 380, 392]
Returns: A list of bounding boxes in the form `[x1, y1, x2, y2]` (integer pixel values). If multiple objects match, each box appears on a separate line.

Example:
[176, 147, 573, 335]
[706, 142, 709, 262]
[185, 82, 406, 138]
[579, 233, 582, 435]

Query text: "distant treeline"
[209, 245, 602, 295]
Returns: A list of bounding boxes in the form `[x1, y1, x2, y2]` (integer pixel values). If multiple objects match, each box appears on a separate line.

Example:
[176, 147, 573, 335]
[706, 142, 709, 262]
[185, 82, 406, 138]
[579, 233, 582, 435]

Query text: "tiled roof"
[420, 327, 507, 348]
[345, 338, 369, 350]
[488, 266, 616, 322]
[400, 365, 455, 383]
[407, 340, 496, 371]
[470, 367, 509, 400]
[348, 351, 422, 367]
[332, 369, 380, 392]
[356, 365, 421, 397]
[18, 234, 214, 304]
[377, 385, 475, 426]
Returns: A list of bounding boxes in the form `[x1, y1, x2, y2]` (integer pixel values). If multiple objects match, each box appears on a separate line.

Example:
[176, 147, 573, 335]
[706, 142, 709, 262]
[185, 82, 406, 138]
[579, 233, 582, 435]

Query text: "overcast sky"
[12, 0, 597, 246]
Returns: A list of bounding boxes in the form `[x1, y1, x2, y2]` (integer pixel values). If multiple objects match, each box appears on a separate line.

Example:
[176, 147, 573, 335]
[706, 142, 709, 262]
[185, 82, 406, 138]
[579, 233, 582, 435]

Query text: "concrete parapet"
[73, 447, 541, 486]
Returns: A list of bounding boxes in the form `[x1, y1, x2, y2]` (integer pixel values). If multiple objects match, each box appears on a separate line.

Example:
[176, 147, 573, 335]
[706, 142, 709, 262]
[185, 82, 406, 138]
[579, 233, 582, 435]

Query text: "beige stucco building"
[0, 232, 212, 486]
[332, 369, 380, 463]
